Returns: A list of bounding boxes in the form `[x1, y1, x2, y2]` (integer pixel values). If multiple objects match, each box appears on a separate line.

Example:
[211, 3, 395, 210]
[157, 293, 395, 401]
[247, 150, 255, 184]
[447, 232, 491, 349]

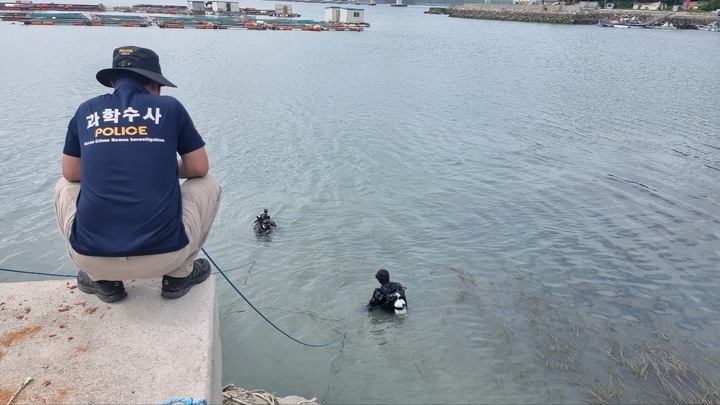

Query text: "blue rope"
[0, 265, 250, 278]
[1, 252, 350, 348]
[0, 268, 74, 277]
[158, 397, 207, 405]
[202, 247, 349, 348]
[0, 268, 75, 277]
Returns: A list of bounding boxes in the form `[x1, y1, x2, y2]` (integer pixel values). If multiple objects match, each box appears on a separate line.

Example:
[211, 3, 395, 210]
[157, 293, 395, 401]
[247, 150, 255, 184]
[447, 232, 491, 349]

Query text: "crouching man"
[53, 46, 222, 303]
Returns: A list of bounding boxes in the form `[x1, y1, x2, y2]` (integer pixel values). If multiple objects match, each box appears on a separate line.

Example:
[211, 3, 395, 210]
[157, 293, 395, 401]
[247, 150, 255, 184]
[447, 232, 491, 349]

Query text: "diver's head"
[375, 269, 390, 285]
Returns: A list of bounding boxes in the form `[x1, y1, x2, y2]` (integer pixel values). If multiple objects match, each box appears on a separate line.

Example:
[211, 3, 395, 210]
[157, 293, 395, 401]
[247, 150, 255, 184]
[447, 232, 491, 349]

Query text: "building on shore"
[632, 1, 666, 10]
[187, 0, 206, 14]
[324, 6, 364, 24]
[207, 0, 240, 14]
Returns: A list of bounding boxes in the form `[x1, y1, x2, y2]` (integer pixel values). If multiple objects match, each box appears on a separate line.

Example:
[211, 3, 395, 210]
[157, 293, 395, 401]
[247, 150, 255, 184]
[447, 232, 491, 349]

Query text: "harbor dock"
[1, 1, 369, 30]
[1, 12, 367, 30]
[0, 277, 222, 404]
[1, 274, 319, 404]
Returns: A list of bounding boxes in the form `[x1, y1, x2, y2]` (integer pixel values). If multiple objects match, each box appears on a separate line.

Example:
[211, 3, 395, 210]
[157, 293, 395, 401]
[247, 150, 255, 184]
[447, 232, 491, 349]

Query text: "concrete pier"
[0, 277, 222, 405]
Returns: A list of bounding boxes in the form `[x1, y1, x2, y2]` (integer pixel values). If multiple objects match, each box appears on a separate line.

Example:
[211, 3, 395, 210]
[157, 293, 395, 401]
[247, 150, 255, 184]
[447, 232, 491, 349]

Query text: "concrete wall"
[461, 3, 580, 12]
[448, 4, 719, 27]
[0, 278, 222, 405]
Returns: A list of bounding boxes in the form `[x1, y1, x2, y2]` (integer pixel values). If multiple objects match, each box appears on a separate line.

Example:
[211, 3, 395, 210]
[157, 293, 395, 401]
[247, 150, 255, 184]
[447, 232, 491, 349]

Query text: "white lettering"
[86, 112, 100, 129]
[143, 107, 162, 124]
[102, 108, 121, 124]
[123, 107, 140, 122]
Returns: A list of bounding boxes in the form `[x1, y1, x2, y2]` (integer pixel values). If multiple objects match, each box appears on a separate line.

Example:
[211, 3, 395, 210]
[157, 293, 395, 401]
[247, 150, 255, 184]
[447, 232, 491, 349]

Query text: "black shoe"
[161, 258, 212, 299]
[76, 271, 127, 303]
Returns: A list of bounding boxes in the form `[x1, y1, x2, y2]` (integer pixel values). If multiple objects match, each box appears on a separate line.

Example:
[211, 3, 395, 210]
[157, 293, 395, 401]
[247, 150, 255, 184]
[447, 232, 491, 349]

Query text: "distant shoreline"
[445, 4, 719, 29]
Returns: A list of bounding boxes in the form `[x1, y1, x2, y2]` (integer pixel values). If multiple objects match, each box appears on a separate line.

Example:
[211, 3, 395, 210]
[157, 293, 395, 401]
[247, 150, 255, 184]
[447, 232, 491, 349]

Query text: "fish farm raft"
[0, 1, 369, 30]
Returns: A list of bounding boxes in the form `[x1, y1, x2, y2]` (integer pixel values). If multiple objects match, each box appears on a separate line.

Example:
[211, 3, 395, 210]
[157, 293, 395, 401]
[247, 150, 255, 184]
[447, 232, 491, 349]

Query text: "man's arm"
[367, 288, 384, 311]
[178, 146, 209, 179]
[62, 154, 82, 182]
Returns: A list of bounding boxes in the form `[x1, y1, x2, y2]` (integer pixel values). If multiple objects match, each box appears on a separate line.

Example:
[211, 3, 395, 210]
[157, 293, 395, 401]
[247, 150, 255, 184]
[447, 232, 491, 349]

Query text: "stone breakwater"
[446, 5, 719, 29]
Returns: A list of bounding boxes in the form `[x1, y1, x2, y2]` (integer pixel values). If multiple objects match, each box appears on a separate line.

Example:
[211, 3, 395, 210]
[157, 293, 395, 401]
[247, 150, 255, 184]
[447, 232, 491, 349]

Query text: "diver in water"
[367, 269, 407, 314]
[258, 209, 276, 226]
[253, 209, 276, 234]
[259, 209, 270, 221]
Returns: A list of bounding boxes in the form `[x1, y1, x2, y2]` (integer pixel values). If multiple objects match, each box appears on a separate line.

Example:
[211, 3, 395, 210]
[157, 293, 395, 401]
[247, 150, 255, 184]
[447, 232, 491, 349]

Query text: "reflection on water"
[1, 4, 720, 403]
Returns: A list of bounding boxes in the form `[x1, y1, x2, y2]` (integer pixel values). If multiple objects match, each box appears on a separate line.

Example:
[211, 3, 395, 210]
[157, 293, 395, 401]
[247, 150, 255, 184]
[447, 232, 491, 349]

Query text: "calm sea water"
[1, 4, 720, 403]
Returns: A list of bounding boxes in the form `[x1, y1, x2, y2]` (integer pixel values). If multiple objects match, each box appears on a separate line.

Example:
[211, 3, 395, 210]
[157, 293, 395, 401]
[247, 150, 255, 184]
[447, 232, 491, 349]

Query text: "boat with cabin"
[598, 14, 646, 28]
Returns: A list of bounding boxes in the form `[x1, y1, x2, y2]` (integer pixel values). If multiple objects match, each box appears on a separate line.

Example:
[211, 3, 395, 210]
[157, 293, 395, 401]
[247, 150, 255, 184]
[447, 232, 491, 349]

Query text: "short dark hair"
[376, 269, 390, 284]
[111, 70, 153, 86]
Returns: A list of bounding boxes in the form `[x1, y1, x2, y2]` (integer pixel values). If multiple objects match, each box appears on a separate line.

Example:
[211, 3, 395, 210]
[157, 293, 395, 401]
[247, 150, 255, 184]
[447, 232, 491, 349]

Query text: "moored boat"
[598, 14, 647, 28]
[698, 21, 720, 31]
[613, 17, 646, 28]
[649, 21, 677, 29]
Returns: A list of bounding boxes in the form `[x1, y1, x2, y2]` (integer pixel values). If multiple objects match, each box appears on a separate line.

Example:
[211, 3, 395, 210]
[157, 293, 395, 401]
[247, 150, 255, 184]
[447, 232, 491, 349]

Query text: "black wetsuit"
[258, 213, 276, 226]
[367, 281, 407, 312]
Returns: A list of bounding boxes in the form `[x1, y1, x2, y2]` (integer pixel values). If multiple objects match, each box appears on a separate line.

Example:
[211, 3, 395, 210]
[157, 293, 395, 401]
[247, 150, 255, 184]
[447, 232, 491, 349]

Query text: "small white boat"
[600, 15, 647, 28]
[698, 21, 720, 31]
[650, 21, 677, 29]
[613, 17, 646, 28]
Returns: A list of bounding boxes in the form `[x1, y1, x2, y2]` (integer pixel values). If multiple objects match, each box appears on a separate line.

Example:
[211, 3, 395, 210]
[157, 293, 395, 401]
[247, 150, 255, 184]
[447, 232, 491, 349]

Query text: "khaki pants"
[53, 174, 222, 281]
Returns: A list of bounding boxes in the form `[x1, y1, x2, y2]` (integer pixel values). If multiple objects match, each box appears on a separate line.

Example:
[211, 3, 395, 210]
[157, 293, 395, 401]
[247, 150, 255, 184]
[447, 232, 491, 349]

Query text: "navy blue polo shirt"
[63, 78, 205, 257]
